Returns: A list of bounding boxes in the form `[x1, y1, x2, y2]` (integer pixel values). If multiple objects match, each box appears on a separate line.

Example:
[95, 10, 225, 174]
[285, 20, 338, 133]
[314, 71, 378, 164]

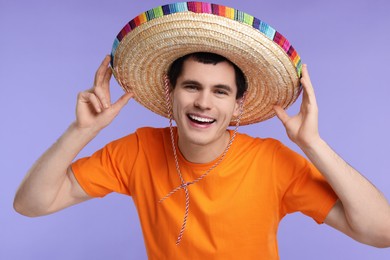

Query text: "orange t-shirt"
[72, 127, 338, 259]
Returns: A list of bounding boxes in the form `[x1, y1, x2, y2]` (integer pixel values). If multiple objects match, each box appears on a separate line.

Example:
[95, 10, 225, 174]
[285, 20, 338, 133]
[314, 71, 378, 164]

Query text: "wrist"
[294, 131, 322, 149]
[299, 136, 327, 158]
[67, 122, 100, 144]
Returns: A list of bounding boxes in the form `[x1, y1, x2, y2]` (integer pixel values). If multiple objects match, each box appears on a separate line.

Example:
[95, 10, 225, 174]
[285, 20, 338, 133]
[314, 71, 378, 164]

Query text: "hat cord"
[160, 75, 245, 245]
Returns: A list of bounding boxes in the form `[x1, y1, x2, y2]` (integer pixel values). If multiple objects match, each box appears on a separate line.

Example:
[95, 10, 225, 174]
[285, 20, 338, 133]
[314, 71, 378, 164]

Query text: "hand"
[273, 64, 320, 149]
[75, 55, 133, 132]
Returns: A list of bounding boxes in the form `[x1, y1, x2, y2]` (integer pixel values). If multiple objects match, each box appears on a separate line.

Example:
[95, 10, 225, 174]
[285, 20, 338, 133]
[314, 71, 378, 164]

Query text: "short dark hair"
[167, 52, 247, 99]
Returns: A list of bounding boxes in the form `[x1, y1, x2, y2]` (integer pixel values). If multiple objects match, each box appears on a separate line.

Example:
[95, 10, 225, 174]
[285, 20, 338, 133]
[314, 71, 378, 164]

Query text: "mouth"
[187, 114, 216, 125]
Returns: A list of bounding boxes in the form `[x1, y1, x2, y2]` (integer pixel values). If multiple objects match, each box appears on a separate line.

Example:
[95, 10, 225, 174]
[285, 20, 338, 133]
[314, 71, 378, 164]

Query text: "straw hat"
[111, 1, 302, 125]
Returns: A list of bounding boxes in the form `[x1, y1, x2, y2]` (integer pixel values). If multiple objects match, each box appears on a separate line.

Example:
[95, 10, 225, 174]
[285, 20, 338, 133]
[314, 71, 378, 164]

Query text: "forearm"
[14, 122, 98, 216]
[301, 138, 390, 244]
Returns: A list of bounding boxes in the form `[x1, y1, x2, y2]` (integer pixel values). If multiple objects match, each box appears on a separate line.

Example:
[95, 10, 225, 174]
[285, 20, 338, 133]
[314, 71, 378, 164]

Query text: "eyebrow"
[214, 84, 233, 93]
[181, 80, 234, 93]
[181, 80, 201, 86]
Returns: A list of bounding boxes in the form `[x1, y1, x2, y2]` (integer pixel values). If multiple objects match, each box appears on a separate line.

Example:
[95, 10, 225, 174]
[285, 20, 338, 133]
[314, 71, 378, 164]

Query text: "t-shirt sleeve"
[275, 143, 338, 224]
[71, 133, 139, 198]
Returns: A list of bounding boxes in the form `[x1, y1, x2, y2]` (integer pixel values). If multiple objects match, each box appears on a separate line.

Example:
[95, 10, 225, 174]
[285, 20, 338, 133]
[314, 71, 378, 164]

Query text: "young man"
[14, 2, 390, 259]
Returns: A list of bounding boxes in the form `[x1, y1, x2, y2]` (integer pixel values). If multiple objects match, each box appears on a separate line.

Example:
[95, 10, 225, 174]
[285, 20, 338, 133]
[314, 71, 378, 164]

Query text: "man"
[14, 2, 390, 259]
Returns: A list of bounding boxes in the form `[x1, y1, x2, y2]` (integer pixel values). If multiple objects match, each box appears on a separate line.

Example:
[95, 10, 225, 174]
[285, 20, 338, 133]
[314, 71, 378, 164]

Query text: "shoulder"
[134, 126, 169, 138]
[105, 127, 168, 151]
[134, 127, 171, 146]
[94, 127, 169, 164]
[234, 131, 284, 152]
[234, 132, 307, 164]
[111, 127, 168, 143]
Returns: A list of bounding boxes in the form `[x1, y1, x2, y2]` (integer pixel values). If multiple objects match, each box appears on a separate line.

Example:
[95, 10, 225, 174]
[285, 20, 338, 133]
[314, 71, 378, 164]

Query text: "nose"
[194, 91, 212, 110]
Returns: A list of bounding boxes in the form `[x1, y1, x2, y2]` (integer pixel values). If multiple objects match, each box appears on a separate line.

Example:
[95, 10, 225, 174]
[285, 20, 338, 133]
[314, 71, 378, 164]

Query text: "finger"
[94, 82, 111, 109]
[103, 65, 113, 83]
[79, 91, 104, 113]
[273, 105, 290, 125]
[111, 92, 134, 112]
[101, 68, 113, 105]
[300, 64, 318, 109]
[300, 64, 312, 86]
[93, 56, 112, 108]
[93, 55, 111, 88]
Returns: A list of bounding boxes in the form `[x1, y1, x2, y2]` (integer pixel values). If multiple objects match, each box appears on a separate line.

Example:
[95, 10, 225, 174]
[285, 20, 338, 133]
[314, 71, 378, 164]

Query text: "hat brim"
[111, 2, 302, 125]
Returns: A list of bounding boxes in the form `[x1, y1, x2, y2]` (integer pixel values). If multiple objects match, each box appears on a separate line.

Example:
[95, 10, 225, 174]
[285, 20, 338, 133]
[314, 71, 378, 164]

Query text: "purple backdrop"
[1, 0, 389, 259]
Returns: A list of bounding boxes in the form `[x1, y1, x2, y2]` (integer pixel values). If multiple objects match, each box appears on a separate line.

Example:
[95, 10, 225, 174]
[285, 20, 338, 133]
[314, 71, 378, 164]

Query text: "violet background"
[1, 0, 389, 259]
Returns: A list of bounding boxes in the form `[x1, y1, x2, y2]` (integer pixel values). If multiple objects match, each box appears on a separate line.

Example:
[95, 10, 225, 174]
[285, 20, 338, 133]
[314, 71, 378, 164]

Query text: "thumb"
[273, 105, 290, 125]
[112, 92, 134, 111]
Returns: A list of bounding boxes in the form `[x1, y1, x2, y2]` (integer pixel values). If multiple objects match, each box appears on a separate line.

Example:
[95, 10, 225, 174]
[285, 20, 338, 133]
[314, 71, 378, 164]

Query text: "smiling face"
[171, 57, 241, 156]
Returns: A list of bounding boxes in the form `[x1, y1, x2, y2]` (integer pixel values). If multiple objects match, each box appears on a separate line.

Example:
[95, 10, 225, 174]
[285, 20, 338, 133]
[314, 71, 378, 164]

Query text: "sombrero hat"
[110, 1, 302, 125]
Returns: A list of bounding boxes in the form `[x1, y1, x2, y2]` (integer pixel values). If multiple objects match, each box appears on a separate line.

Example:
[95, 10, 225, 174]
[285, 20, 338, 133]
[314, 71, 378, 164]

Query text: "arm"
[14, 55, 133, 217]
[273, 64, 390, 248]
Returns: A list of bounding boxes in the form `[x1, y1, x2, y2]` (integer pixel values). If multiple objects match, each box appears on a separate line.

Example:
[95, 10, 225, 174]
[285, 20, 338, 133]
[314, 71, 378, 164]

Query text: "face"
[171, 58, 241, 151]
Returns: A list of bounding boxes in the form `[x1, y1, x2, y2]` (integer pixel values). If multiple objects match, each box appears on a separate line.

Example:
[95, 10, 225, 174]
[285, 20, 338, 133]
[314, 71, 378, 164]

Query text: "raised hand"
[273, 64, 320, 149]
[14, 56, 134, 217]
[75, 55, 133, 132]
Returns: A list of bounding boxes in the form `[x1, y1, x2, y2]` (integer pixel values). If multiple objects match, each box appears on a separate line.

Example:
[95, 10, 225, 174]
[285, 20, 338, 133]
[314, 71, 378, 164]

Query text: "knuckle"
[96, 67, 105, 77]
[77, 91, 90, 99]
[92, 85, 100, 93]
[94, 88, 106, 100]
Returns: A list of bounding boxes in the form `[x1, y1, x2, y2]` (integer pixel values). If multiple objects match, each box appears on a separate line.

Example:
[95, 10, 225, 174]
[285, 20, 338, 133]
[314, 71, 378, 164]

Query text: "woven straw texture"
[111, 2, 302, 125]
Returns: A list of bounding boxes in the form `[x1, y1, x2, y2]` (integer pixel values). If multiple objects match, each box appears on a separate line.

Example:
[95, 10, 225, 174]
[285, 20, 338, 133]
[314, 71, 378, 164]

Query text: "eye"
[184, 85, 199, 91]
[213, 85, 233, 97]
[214, 89, 229, 96]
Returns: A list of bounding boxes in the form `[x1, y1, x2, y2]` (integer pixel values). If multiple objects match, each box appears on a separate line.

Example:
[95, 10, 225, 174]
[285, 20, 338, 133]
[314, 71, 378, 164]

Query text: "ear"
[232, 97, 243, 118]
[169, 86, 175, 102]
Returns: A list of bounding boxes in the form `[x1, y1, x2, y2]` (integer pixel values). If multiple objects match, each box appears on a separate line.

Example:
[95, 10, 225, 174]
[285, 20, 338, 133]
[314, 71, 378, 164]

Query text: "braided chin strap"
[160, 75, 245, 245]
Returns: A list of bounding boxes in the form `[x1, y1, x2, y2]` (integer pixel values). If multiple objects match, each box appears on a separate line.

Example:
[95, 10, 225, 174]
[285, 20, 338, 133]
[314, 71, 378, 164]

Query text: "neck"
[177, 130, 231, 164]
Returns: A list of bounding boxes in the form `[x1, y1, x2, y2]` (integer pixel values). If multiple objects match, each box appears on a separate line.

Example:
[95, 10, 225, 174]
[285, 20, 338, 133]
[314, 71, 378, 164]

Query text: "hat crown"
[111, 2, 302, 125]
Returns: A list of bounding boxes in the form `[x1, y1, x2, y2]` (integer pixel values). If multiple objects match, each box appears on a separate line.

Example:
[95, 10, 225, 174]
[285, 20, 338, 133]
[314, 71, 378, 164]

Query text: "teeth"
[189, 114, 214, 123]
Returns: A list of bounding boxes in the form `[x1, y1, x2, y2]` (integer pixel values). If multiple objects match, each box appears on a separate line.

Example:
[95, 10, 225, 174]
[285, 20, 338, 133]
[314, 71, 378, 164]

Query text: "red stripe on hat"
[118, 24, 131, 41]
